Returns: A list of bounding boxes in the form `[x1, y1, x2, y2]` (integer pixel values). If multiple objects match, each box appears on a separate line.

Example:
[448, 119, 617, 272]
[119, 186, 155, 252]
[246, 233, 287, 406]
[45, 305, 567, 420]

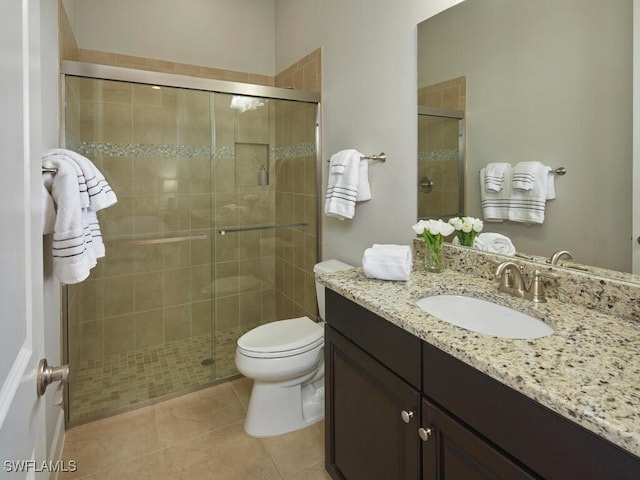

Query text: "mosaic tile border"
[419, 149, 460, 162]
[65, 134, 316, 161]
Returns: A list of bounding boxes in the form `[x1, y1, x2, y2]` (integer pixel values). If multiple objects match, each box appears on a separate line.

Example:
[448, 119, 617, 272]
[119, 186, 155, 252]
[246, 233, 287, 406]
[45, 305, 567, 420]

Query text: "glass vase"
[425, 242, 444, 273]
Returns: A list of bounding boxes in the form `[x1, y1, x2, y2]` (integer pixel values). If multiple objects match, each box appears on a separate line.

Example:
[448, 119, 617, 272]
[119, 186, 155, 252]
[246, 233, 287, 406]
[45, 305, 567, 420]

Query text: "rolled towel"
[474, 232, 516, 256]
[362, 244, 413, 281]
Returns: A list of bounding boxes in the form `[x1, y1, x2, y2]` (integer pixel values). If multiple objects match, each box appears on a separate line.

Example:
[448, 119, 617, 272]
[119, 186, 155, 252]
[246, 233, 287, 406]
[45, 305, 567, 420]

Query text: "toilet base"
[243, 378, 325, 438]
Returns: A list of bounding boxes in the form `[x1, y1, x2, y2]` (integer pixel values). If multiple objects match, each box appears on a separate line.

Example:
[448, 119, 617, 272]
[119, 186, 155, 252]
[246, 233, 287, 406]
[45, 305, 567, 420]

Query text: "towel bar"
[327, 152, 386, 163]
[479, 166, 567, 175]
[42, 167, 57, 173]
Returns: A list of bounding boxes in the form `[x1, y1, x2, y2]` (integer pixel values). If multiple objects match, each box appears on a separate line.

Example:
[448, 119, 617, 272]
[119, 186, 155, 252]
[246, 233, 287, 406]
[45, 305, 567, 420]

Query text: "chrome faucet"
[548, 250, 573, 265]
[494, 261, 558, 303]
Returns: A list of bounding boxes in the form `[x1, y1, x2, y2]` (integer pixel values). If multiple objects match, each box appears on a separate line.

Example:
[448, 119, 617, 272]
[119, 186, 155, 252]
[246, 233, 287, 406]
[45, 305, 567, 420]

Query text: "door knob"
[37, 359, 69, 397]
[419, 427, 433, 442]
[419, 177, 434, 193]
[401, 410, 415, 423]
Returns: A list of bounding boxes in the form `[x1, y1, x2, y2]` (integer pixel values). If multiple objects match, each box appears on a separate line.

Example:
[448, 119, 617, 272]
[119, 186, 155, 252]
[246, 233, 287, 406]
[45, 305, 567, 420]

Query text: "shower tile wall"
[274, 102, 318, 320]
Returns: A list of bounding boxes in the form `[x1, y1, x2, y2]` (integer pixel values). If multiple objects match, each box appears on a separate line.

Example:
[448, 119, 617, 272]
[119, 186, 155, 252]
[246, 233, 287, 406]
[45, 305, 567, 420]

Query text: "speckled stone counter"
[317, 263, 640, 458]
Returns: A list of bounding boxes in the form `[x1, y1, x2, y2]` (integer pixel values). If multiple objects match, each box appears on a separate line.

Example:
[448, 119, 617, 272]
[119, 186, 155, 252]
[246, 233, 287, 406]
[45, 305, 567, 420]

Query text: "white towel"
[325, 149, 369, 220]
[43, 148, 117, 211]
[480, 167, 511, 222]
[474, 232, 516, 256]
[508, 163, 553, 224]
[42, 156, 96, 284]
[42, 182, 56, 235]
[357, 158, 371, 201]
[484, 162, 510, 193]
[512, 161, 539, 191]
[362, 244, 412, 281]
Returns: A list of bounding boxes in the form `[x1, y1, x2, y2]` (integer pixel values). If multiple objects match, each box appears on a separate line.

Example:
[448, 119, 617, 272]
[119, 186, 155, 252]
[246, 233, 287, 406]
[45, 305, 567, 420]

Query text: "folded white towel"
[362, 244, 413, 281]
[512, 161, 540, 191]
[325, 149, 367, 220]
[508, 163, 553, 224]
[474, 232, 516, 256]
[43, 148, 117, 211]
[480, 167, 511, 222]
[484, 163, 510, 193]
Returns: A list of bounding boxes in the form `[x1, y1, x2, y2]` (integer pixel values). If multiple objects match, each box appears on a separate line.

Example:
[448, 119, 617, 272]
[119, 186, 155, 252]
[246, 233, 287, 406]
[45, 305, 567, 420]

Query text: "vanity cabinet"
[325, 289, 640, 480]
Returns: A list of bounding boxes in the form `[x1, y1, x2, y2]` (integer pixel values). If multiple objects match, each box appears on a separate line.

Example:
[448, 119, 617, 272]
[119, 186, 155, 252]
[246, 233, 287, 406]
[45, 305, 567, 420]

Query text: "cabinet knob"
[418, 427, 432, 442]
[401, 410, 415, 423]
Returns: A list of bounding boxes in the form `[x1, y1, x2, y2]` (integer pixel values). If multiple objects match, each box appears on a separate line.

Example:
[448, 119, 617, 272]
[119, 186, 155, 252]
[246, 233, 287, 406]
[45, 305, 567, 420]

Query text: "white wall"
[68, 0, 277, 75]
[275, 0, 463, 266]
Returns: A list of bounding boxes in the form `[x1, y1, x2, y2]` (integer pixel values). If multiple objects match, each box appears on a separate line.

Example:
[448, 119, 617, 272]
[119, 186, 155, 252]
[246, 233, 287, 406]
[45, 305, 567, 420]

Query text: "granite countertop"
[317, 267, 640, 458]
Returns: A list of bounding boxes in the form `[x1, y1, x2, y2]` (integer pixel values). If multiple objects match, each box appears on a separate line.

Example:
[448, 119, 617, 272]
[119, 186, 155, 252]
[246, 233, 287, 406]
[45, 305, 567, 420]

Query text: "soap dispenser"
[258, 165, 269, 186]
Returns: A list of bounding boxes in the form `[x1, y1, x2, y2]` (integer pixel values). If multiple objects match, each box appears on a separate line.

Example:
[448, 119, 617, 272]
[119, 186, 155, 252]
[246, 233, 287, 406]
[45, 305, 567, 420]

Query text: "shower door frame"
[59, 60, 322, 426]
[417, 106, 466, 219]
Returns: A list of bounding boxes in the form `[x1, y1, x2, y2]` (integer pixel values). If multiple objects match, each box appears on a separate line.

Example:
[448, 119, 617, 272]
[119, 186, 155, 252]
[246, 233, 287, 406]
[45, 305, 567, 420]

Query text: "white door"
[0, 0, 48, 476]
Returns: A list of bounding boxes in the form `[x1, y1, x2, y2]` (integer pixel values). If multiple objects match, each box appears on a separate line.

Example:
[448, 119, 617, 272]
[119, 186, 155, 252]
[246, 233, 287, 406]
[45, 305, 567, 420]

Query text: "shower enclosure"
[62, 62, 320, 424]
[417, 106, 465, 219]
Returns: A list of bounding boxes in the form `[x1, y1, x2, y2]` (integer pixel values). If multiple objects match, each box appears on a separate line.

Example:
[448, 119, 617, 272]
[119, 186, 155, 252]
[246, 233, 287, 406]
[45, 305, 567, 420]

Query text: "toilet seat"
[237, 317, 324, 359]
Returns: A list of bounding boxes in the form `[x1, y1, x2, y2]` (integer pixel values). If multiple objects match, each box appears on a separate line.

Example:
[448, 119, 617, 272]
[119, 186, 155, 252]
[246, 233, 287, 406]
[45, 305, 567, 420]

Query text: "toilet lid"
[237, 316, 324, 355]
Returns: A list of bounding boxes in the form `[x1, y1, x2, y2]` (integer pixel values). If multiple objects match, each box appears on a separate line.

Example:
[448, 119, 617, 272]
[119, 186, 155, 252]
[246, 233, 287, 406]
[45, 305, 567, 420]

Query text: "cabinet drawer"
[326, 289, 420, 388]
[423, 342, 640, 480]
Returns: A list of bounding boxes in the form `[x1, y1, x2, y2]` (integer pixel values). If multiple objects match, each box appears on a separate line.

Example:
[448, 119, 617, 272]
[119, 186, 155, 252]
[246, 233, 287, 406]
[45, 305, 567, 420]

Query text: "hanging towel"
[474, 232, 516, 256]
[507, 163, 554, 224]
[42, 182, 56, 235]
[357, 158, 371, 201]
[484, 162, 510, 193]
[43, 148, 117, 211]
[480, 166, 511, 222]
[42, 156, 96, 284]
[325, 149, 368, 220]
[512, 161, 540, 191]
[362, 244, 413, 281]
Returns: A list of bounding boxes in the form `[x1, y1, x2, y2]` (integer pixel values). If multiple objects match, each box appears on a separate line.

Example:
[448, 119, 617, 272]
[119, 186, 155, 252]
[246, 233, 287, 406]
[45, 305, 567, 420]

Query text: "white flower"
[472, 218, 483, 233]
[448, 217, 463, 230]
[412, 220, 430, 235]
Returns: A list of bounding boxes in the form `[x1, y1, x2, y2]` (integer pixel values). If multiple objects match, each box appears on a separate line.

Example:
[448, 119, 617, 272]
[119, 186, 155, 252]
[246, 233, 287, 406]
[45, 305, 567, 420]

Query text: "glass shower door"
[64, 76, 216, 423]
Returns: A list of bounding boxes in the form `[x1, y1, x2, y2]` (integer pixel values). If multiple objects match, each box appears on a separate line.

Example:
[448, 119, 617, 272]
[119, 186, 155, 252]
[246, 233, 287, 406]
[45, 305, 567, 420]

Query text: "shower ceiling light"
[230, 95, 264, 112]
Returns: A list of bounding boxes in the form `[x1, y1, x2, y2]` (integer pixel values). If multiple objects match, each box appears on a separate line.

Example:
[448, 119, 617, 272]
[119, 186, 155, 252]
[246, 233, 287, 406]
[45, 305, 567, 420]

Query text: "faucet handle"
[528, 269, 559, 303]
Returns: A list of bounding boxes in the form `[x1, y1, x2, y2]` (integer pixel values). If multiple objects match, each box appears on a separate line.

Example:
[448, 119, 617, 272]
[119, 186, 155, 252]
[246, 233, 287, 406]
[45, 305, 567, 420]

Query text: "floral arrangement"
[448, 216, 483, 247]
[412, 219, 455, 272]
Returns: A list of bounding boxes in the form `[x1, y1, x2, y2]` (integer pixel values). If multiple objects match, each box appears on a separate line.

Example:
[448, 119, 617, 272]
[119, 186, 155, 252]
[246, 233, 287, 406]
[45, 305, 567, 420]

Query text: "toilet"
[235, 259, 353, 437]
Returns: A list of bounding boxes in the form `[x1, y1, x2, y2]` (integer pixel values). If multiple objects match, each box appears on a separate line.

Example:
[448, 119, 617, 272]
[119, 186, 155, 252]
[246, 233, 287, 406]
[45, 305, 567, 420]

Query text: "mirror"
[418, 0, 636, 281]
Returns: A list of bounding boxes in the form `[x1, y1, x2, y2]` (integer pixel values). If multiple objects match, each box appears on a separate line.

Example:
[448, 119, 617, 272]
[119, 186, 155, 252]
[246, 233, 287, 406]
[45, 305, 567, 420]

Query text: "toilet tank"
[313, 259, 353, 321]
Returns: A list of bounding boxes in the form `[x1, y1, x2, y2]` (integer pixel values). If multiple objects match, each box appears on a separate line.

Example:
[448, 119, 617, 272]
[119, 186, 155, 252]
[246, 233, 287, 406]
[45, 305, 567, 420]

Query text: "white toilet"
[235, 259, 353, 437]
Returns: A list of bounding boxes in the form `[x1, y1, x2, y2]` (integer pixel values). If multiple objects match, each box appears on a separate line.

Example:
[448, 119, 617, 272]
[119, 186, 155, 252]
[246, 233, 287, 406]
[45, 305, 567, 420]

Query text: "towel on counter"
[325, 149, 370, 220]
[480, 166, 512, 222]
[362, 244, 413, 281]
[508, 162, 554, 224]
[474, 232, 516, 256]
[484, 162, 511, 193]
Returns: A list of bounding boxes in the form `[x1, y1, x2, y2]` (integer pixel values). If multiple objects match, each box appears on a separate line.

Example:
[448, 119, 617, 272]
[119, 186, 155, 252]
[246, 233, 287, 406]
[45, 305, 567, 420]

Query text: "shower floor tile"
[69, 328, 243, 423]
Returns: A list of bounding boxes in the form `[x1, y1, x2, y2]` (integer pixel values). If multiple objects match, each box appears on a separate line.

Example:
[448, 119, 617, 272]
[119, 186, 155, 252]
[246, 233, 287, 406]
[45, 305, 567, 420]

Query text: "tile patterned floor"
[61, 377, 331, 480]
[70, 328, 242, 422]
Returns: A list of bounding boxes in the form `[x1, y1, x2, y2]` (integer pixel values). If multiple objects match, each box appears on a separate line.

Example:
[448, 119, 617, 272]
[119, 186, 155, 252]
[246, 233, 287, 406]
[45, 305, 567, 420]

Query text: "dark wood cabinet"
[421, 398, 536, 479]
[324, 289, 640, 480]
[325, 325, 420, 480]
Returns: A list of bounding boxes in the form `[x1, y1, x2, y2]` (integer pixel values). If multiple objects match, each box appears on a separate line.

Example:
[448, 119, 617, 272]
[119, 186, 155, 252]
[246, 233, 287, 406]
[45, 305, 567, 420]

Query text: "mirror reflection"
[417, 0, 634, 279]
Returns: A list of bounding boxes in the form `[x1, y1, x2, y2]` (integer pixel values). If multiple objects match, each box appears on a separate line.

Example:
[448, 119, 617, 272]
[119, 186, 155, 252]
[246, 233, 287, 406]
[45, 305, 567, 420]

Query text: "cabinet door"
[325, 325, 420, 480]
[421, 398, 537, 480]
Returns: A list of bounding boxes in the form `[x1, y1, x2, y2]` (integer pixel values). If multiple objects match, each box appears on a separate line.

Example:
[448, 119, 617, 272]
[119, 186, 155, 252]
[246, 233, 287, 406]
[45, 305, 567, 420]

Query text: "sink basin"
[416, 295, 553, 339]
